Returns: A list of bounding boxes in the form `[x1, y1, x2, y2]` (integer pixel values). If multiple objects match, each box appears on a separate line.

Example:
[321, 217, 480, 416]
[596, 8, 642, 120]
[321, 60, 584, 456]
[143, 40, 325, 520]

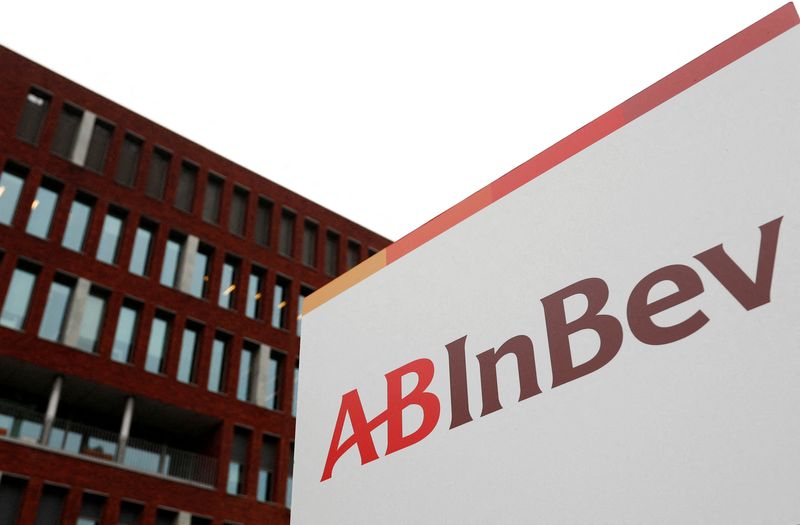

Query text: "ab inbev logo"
[321, 217, 782, 482]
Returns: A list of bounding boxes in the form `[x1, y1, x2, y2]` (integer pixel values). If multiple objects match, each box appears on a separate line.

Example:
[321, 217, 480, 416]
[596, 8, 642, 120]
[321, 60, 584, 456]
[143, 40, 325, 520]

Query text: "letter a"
[321, 389, 379, 481]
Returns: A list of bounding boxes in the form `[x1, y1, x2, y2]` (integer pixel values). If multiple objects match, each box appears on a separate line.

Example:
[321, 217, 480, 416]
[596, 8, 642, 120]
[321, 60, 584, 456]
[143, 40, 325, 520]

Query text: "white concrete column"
[116, 396, 134, 462]
[62, 278, 91, 348]
[176, 511, 192, 525]
[254, 344, 270, 407]
[70, 111, 96, 166]
[177, 235, 199, 294]
[40, 375, 63, 445]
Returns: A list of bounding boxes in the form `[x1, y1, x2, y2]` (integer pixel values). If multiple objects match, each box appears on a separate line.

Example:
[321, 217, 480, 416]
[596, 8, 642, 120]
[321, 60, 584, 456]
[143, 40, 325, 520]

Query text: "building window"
[177, 323, 202, 384]
[302, 220, 318, 267]
[245, 265, 265, 319]
[175, 161, 198, 212]
[154, 509, 178, 525]
[145, 147, 171, 199]
[84, 119, 114, 173]
[117, 501, 144, 525]
[76, 287, 107, 353]
[208, 333, 229, 393]
[129, 219, 156, 276]
[325, 231, 340, 276]
[292, 360, 299, 417]
[0, 263, 39, 329]
[264, 350, 284, 410]
[237, 342, 257, 402]
[112, 300, 140, 363]
[160, 233, 185, 288]
[202, 174, 224, 224]
[297, 285, 313, 336]
[16, 87, 51, 144]
[189, 243, 213, 298]
[33, 484, 69, 525]
[77, 493, 106, 525]
[26, 179, 61, 239]
[286, 442, 294, 508]
[115, 133, 143, 187]
[50, 103, 83, 158]
[368, 247, 378, 257]
[145, 311, 172, 374]
[254, 197, 272, 246]
[0, 475, 27, 525]
[38, 275, 75, 343]
[257, 435, 279, 502]
[227, 427, 251, 495]
[347, 240, 361, 269]
[96, 208, 126, 264]
[218, 257, 239, 309]
[0, 162, 27, 226]
[271, 276, 291, 330]
[61, 193, 94, 252]
[278, 209, 295, 257]
[229, 186, 248, 236]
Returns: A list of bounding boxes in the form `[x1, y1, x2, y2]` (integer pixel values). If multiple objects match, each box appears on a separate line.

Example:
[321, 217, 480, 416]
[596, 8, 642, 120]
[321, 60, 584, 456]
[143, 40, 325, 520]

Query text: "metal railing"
[0, 400, 217, 487]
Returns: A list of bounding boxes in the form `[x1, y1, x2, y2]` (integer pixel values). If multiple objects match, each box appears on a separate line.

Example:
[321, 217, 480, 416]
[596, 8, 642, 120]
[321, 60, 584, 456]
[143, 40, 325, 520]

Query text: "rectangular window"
[292, 360, 300, 417]
[145, 147, 171, 199]
[286, 442, 295, 508]
[50, 103, 82, 158]
[154, 509, 178, 525]
[245, 266, 265, 319]
[34, 484, 68, 525]
[0, 475, 27, 525]
[207, 333, 229, 393]
[84, 119, 114, 173]
[254, 197, 272, 246]
[202, 174, 223, 223]
[76, 287, 107, 353]
[227, 427, 251, 495]
[264, 350, 284, 410]
[229, 186, 248, 236]
[325, 231, 340, 276]
[159, 234, 184, 288]
[189, 244, 213, 298]
[175, 161, 198, 212]
[218, 257, 239, 309]
[0, 162, 27, 226]
[257, 435, 279, 502]
[118, 501, 144, 525]
[26, 179, 61, 239]
[297, 285, 313, 336]
[115, 133, 142, 187]
[347, 240, 361, 269]
[302, 220, 318, 267]
[38, 275, 75, 343]
[237, 342, 256, 402]
[145, 311, 172, 374]
[128, 220, 156, 276]
[278, 209, 295, 257]
[112, 300, 140, 363]
[271, 276, 291, 330]
[0, 263, 39, 329]
[96, 208, 126, 264]
[177, 323, 201, 384]
[17, 87, 51, 144]
[61, 194, 94, 252]
[77, 493, 106, 525]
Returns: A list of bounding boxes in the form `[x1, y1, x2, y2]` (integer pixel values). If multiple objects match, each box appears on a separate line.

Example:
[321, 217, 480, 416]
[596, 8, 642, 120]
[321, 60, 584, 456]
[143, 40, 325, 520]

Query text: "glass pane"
[159, 239, 182, 287]
[255, 199, 271, 246]
[96, 213, 123, 264]
[203, 176, 223, 223]
[115, 135, 141, 187]
[146, 149, 170, 199]
[0, 267, 37, 329]
[236, 348, 253, 401]
[112, 305, 138, 363]
[189, 250, 209, 298]
[279, 212, 294, 256]
[62, 200, 92, 252]
[84, 121, 113, 173]
[16, 89, 50, 144]
[0, 170, 25, 225]
[38, 280, 73, 342]
[208, 338, 227, 393]
[271, 281, 289, 329]
[145, 316, 169, 373]
[128, 227, 153, 276]
[25, 185, 59, 239]
[257, 469, 272, 502]
[226, 462, 242, 495]
[265, 353, 281, 410]
[218, 262, 236, 308]
[177, 327, 198, 383]
[175, 162, 197, 212]
[76, 293, 105, 352]
[292, 364, 299, 417]
[245, 272, 262, 319]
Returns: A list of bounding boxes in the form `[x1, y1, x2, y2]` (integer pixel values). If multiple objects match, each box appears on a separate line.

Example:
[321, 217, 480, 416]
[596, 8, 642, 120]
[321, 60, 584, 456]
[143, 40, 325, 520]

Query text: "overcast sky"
[2, 1, 788, 240]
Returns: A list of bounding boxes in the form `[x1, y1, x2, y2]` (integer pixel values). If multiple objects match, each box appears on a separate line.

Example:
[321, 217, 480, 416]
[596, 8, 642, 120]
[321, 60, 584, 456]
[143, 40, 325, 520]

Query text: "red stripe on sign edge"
[304, 2, 799, 315]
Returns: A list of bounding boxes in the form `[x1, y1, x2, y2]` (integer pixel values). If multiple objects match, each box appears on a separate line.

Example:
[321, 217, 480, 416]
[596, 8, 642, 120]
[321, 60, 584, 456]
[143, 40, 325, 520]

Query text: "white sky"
[1, 1, 788, 240]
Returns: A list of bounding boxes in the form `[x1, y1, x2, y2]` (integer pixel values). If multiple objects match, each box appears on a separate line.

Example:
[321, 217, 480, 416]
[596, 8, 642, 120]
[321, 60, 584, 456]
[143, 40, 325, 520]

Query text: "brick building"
[0, 46, 390, 524]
